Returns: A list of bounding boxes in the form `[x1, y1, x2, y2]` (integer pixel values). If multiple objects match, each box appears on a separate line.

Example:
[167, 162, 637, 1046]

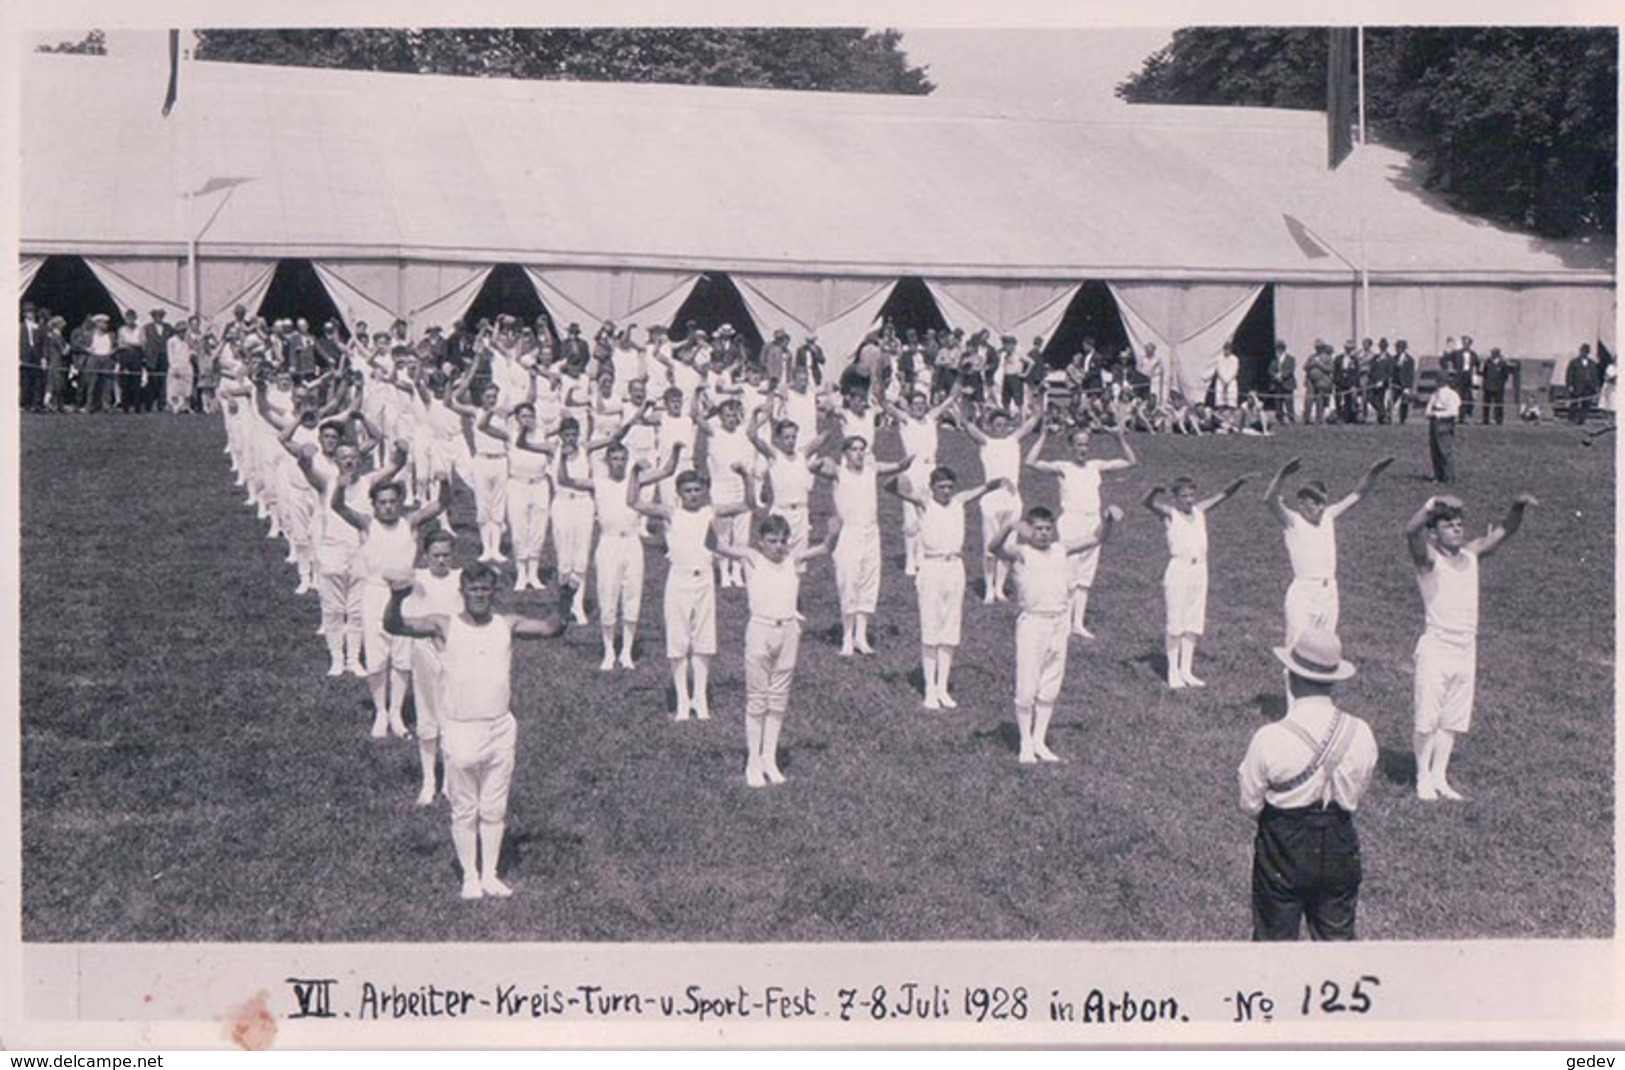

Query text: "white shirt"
[440, 614, 513, 722]
[1237, 695, 1378, 814]
[1284, 503, 1352, 581]
[666, 506, 715, 572]
[1428, 383, 1462, 420]
[657, 411, 697, 464]
[407, 567, 462, 616]
[833, 463, 878, 530]
[1418, 545, 1479, 639]
[706, 423, 752, 502]
[837, 406, 876, 446]
[745, 551, 801, 620]
[360, 517, 418, 580]
[768, 451, 814, 509]
[780, 388, 819, 439]
[919, 499, 966, 557]
[1037, 459, 1105, 522]
[1016, 543, 1070, 614]
[981, 436, 1022, 486]
[1165, 507, 1209, 561]
[898, 416, 939, 476]
[593, 474, 639, 537]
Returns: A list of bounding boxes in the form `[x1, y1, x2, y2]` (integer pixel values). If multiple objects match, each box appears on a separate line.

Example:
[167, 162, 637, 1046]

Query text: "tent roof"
[20, 52, 1615, 284]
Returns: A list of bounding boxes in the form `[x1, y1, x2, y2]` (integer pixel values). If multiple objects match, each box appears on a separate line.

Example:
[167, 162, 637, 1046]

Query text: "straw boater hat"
[1273, 627, 1357, 683]
[717, 323, 735, 336]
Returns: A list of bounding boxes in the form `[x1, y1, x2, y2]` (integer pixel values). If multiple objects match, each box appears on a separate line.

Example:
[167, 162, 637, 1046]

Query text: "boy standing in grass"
[331, 475, 450, 738]
[1142, 474, 1251, 690]
[405, 529, 461, 805]
[1023, 422, 1137, 638]
[385, 563, 569, 900]
[627, 453, 756, 721]
[1405, 492, 1538, 801]
[991, 505, 1121, 763]
[1263, 455, 1394, 646]
[887, 468, 1011, 709]
[957, 405, 1042, 603]
[710, 514, 842, 787]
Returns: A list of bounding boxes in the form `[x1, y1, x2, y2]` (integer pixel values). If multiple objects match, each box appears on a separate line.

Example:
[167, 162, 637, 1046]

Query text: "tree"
[194, 28, 933, 95]
[1118, 27, 1616, 239]
[36, 30, 106, 56]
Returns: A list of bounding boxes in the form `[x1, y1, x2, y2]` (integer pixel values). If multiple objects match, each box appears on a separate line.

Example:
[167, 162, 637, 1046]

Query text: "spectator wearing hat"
[1303, 342, 1333, 424]
[165, 316, 197, 413]
[1478, 347, 1512, 425]
[1331, 339, 1361, 424]
[44, 315, 70, 412]
[794, 333, 825, 387]
[19, 302, 46, 412]
[760, 328, 793, 385]
[1424, 373, 1462, 484]
[81, 313, 116, 412]
[1405, 491, 1538, 802]
[1238, 627, 1377, 940]
[1564, 343, 1600, 425]
[1392, 340, 1417, 424]
[1267, 341, 1296, 424]
[1264, 455, 1394, 647]
[1367, 340, 1394, 424]
[114, 309, 144, 412]
[141, 309, 174, 412]
[560, 323, 590, 369]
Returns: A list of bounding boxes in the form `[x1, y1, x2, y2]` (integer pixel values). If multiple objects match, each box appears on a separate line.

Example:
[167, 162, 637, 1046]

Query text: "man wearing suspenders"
[1238, 628, 1378, 940]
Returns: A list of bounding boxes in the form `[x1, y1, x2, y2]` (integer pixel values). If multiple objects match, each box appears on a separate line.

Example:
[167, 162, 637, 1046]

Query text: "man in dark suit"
[19, 302, 46, 412]
[1456, 334, 1481, 420]
[1332, 340, 1361, 424]
[1367, 341, 1394, 424]
[1393, 340, 1417, 424]
[1479, 347, 1512, 425]
[1565, 344, 1601, 425]
[1269, 340, 1297, 423]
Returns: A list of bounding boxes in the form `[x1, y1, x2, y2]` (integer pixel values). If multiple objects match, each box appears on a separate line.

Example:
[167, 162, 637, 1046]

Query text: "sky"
[898, 28, 1174, 111]
[37, 26, 1177, 113]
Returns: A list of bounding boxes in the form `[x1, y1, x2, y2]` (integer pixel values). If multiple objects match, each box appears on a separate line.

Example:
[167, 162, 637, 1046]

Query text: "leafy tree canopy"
[194, 28, 933, 95]
[1118, 27, 1616, 239]
[36, 30, 106, 56]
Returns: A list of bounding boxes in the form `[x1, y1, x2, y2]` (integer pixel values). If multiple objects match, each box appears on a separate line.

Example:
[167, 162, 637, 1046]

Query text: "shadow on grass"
[1252, 692, 1287, 721]
[1378, 745, 1420, 787]
[969, 720, 1021, 755]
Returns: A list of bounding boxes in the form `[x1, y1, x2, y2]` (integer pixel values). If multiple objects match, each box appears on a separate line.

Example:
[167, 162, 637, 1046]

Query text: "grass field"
[19, 411, 1615, 942]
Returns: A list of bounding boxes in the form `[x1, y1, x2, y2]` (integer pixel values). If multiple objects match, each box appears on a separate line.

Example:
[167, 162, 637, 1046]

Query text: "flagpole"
[1357, 28, 1370, 339]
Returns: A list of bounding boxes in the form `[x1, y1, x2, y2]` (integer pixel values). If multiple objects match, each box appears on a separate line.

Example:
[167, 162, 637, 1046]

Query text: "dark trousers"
[145, 372, 167, 411]
[1429, 418, 1455, 483]
[1481, 389, 1505, 425]
[1252, 804, 1362, 941]
[1570, 397, 1594, 425]
[85, 356, 117, 411]
[20, 364, 46, 410]
[1393, 387, 1411, 424]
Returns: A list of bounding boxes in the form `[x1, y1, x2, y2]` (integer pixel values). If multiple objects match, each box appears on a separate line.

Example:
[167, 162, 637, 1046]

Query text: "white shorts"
[594, 532, 645, 625]
[360, 579, 413, 671]
[1015, 611, 1069, 706]
[663, 569, 717, 657]
[833, 525, 881, 614]
[1164, 557, 1208, 636]
[1285, 577, 1340, 646]
[410, 641, 446, 740]
[1414, 631, 1477, 734]
[744, 618, 801, 715]
[1059, 512, 1102, 589]
[441, 713, 517, 825]
[551, 494, 595, 578]
[471, 453, 509, 526]
[916, 557, 965, 647]
[980, 490, 1022, 553]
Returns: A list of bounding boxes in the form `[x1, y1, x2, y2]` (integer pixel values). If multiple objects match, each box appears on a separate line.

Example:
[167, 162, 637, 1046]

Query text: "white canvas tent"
[20, 52, 1616, 392]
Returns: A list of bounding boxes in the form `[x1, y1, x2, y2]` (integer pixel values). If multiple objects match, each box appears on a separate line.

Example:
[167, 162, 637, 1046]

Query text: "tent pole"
[1357, 27, 1367, 146]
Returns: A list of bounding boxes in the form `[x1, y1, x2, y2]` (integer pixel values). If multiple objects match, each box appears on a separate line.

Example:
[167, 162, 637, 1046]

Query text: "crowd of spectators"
[19, 299, 1612, 431]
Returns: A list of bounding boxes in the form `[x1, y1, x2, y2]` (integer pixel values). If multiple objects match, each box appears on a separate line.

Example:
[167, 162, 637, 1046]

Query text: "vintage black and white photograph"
[7, 5, 1620, 1047]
